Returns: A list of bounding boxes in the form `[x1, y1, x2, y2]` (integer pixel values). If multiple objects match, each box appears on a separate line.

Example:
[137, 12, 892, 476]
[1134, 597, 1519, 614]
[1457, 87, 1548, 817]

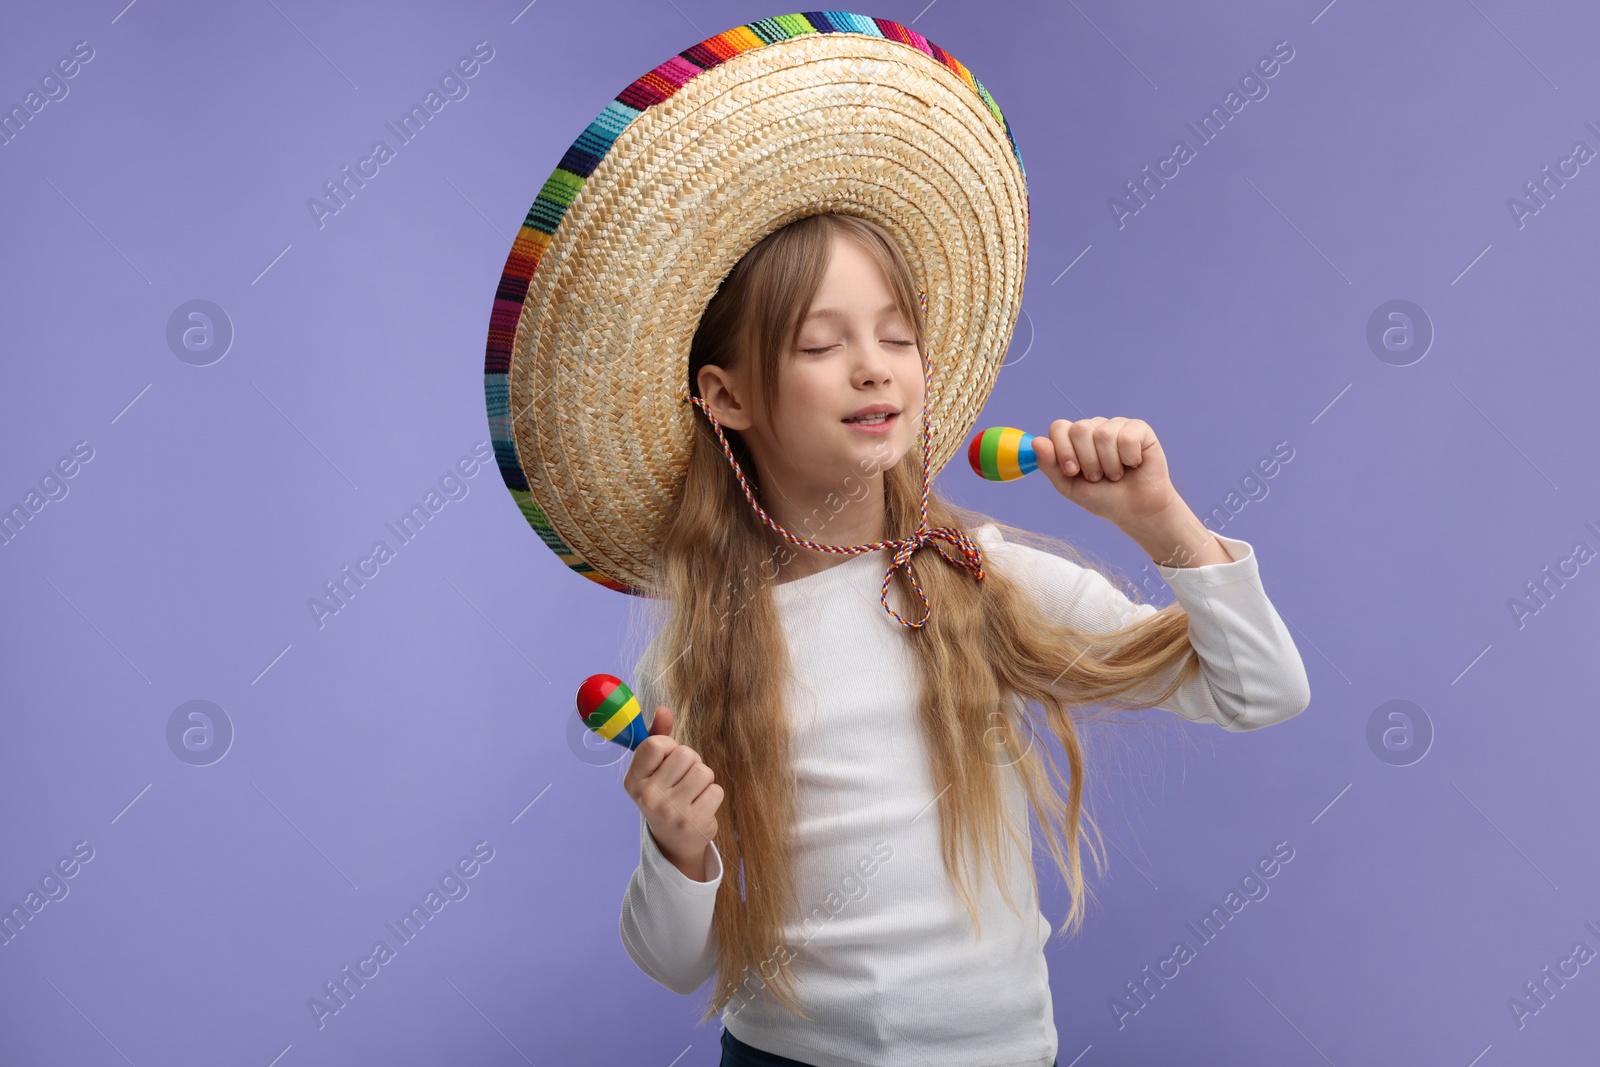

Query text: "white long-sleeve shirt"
[618, 523, 1311, 1067]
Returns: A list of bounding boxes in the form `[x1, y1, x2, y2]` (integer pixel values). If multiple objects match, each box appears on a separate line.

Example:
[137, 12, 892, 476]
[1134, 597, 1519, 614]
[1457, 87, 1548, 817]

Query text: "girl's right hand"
[622, 704, 724, 882]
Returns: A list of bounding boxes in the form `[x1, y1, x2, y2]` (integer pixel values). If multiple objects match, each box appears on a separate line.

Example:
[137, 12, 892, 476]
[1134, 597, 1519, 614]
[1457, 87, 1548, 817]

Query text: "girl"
[616, 213, 1311, 1067]
[478, 14, 1309, 1065]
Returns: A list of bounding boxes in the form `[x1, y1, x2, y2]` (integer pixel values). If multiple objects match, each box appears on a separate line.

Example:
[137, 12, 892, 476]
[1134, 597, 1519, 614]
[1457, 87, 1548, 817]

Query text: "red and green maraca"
[968, 426, 1039, 482]
[575, 673, 652, 750]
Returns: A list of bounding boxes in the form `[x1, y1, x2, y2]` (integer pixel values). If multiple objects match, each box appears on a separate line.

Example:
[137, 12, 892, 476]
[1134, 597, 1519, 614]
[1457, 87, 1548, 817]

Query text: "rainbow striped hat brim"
[483, 12, 1030, 595]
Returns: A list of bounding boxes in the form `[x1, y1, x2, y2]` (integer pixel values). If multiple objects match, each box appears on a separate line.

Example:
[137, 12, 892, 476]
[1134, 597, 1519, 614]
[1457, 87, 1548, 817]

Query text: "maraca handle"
[576, 673, 652, 750]
[968, 427, 1039, 482]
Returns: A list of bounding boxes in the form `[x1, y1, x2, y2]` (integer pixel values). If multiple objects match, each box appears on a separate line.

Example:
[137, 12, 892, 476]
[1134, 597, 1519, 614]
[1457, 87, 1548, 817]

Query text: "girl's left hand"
[1031, 417, 1178, 527]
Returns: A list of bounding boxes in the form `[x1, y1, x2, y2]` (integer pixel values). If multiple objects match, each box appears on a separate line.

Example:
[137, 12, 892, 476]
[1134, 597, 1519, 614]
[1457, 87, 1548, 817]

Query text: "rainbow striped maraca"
[968, 427, 1039, 482]
[575, 673, 652, 750]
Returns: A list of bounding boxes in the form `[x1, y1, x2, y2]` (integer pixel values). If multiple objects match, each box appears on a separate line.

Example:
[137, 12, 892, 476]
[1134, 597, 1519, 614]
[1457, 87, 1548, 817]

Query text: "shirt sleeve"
[616, 630, 727, 995]
[618, 810, 726, 994]
[973, 523, 1311, 731]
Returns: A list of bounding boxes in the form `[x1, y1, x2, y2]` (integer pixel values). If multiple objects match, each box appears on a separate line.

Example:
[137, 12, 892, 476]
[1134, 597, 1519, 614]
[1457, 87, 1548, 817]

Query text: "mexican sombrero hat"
[483, 12, 1029, 597]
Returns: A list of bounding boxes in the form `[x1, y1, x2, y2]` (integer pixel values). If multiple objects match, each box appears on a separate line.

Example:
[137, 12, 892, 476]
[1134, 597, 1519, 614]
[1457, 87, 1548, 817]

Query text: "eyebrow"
[804, 303, 903, 321]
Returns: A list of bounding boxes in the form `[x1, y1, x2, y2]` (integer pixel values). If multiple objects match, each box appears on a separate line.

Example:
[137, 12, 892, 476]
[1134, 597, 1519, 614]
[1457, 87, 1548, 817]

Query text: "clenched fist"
[623, 704, 724, 882]
[1032, 416, 1177, 527]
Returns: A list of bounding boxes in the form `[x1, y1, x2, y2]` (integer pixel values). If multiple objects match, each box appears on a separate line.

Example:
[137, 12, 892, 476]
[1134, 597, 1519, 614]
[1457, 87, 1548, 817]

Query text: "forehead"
[802, 302, 905, 322]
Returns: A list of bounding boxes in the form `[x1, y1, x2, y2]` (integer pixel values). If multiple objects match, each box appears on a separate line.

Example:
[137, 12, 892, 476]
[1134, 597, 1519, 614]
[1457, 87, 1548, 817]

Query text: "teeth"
[848, 413, 891, 424]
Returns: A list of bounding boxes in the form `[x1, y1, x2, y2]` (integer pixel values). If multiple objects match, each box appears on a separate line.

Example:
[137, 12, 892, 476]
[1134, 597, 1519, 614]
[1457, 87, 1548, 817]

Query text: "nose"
[852, 342, 894, 388]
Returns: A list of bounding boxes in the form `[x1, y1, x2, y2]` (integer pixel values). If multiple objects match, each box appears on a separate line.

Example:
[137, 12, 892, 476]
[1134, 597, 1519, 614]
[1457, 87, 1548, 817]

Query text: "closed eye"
[799, 341, 917, 354]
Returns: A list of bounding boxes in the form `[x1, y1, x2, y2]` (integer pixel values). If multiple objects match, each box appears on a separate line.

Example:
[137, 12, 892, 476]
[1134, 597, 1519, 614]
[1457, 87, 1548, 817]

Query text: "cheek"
[904, 379, 925, 417]
[786, 368, 838, 418]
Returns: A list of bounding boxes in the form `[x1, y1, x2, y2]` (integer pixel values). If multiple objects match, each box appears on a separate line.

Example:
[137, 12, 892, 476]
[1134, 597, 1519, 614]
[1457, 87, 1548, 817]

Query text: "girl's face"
[730, 237, 926, 493]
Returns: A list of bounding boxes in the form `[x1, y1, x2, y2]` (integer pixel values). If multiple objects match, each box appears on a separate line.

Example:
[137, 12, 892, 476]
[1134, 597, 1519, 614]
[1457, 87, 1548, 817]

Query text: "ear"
[696, 363, 756, 432]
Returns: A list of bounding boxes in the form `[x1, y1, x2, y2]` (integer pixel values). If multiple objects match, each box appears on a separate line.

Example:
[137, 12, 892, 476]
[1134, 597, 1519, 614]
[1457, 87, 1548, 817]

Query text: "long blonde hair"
[629, 212, 1202, 1024]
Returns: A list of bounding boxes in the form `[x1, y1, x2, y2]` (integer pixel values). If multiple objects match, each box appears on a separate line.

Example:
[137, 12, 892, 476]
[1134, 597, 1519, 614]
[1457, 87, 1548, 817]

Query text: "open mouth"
[842, 412, 898, 432]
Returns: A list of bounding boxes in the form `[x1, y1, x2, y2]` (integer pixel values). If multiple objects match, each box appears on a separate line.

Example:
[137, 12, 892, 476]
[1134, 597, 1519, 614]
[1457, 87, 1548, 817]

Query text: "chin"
[863, 439, 912, 475]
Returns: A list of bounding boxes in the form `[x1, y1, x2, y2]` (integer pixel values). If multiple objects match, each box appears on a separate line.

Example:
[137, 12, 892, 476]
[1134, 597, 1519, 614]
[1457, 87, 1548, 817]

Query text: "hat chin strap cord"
[681, 289, 986, 629]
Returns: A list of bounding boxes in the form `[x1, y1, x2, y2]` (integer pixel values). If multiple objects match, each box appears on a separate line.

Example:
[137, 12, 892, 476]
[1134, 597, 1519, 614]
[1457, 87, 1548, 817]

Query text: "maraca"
[575, 673, 652, 750]
[968, 427, 1038, 482]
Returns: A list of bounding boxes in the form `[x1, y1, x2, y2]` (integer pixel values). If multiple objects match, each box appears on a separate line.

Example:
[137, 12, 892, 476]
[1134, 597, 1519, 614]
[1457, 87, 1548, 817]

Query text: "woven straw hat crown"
[483, 12, 1030, 594]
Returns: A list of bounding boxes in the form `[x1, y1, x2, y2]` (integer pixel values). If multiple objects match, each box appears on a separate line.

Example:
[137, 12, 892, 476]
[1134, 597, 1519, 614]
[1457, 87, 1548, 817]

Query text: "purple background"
[3, 0, 1597, 1064]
